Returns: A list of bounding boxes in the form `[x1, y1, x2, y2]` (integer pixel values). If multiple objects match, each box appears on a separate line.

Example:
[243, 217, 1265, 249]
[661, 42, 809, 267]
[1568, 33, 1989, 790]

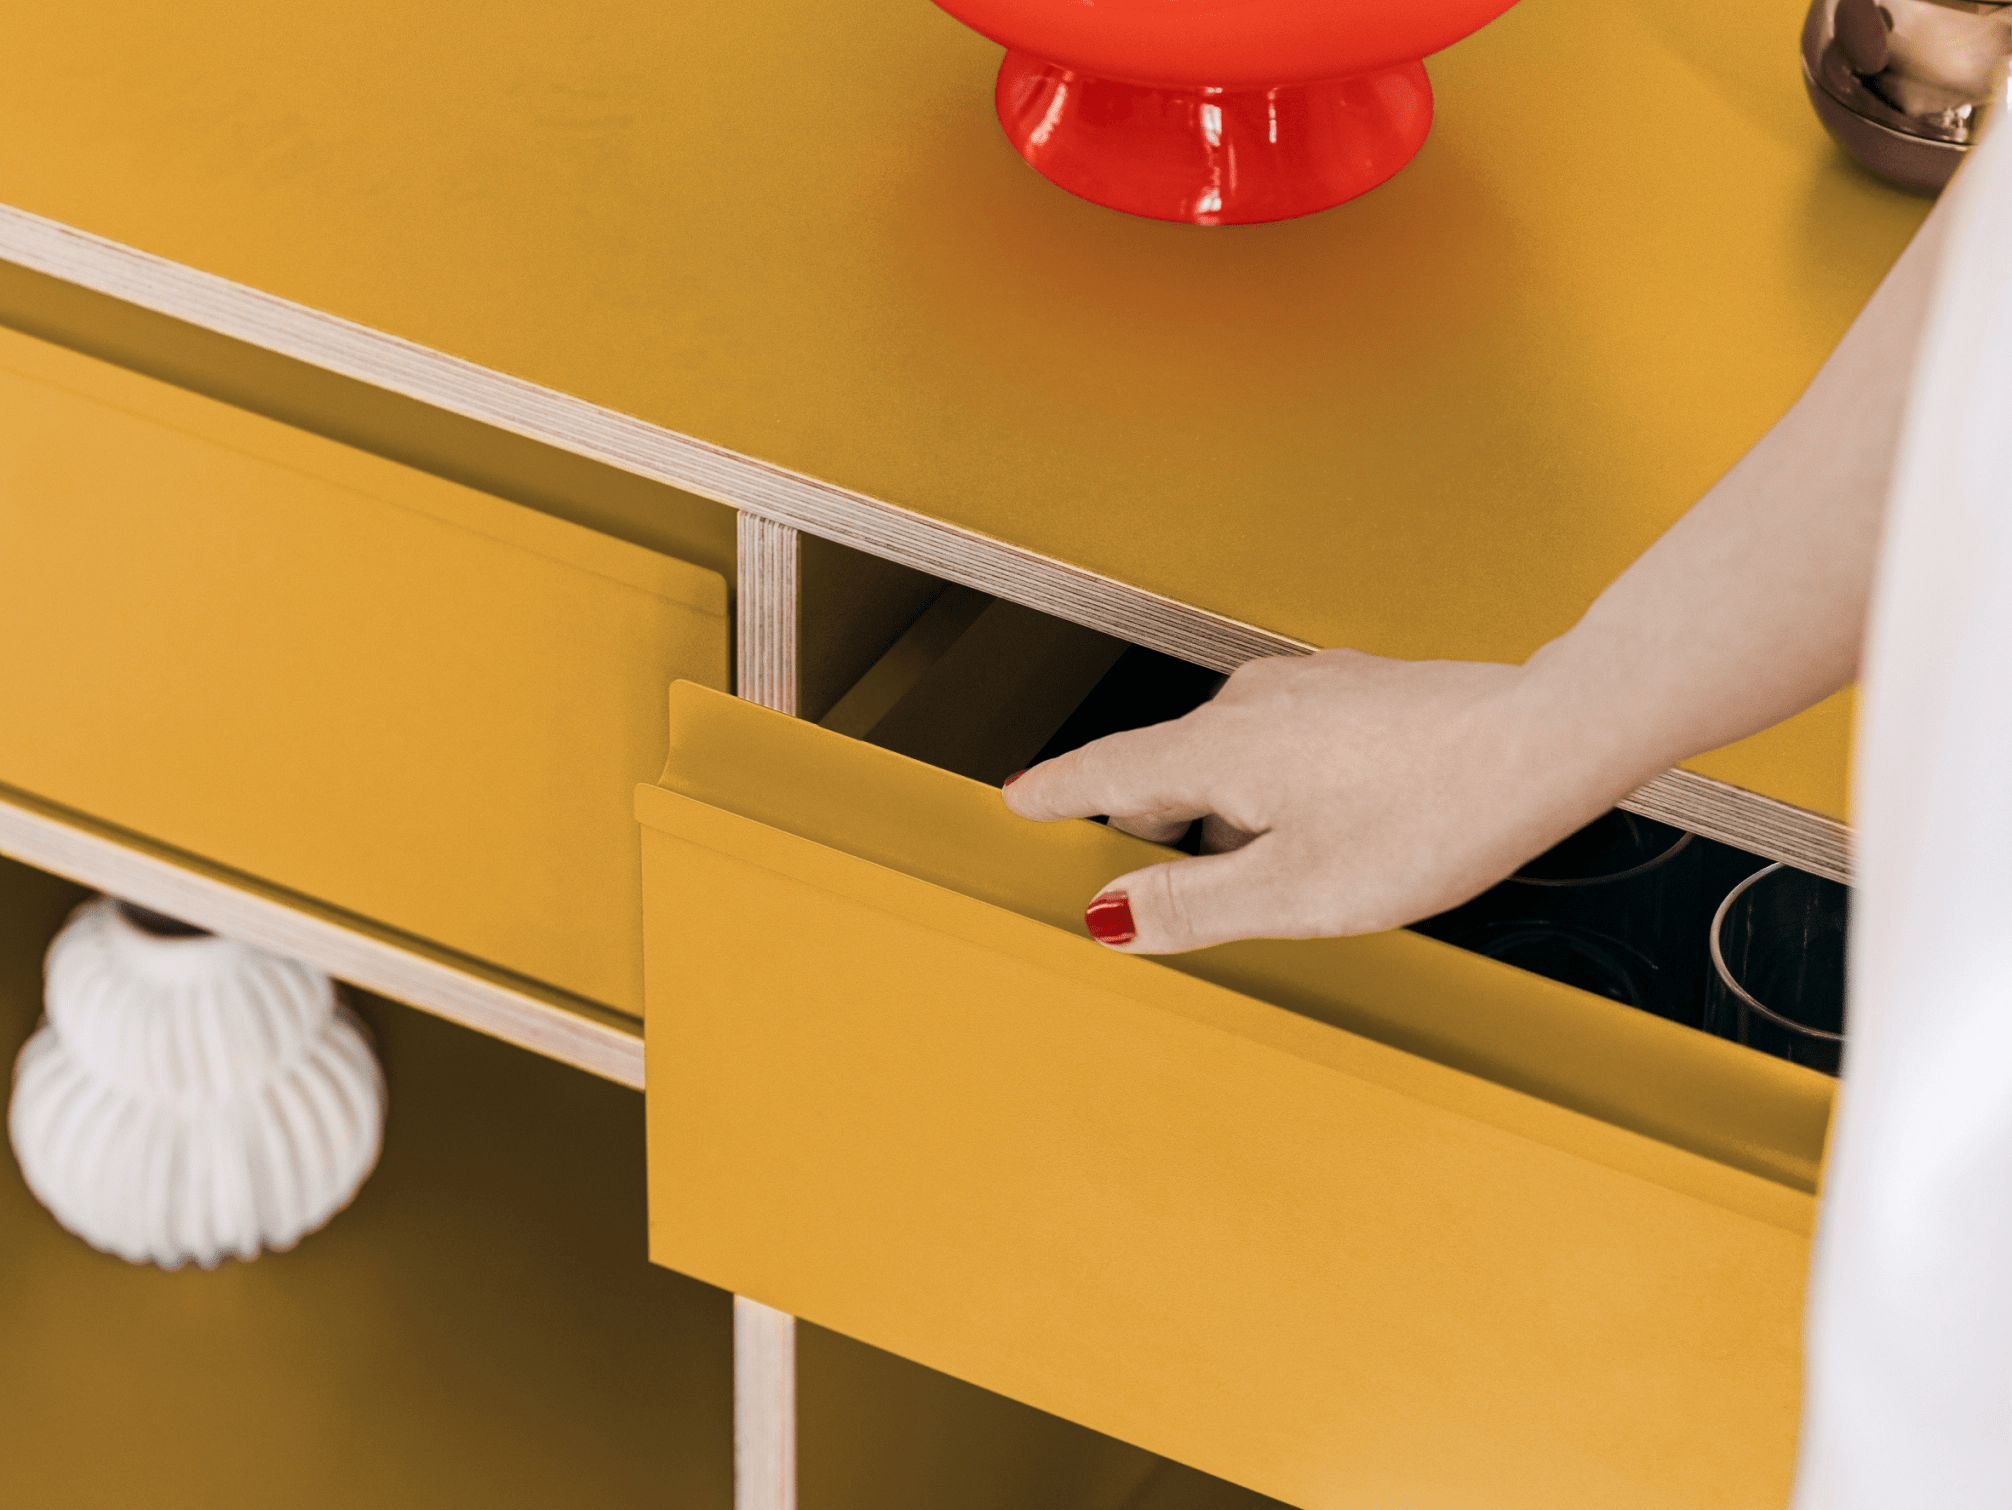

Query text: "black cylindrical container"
[1704, 862, 1849, 1075]
[1412, 810, 1708, 1025]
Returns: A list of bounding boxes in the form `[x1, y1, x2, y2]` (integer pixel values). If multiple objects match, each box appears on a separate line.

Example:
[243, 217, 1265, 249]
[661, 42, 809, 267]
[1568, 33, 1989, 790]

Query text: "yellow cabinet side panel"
[0, 326, 727, 1013]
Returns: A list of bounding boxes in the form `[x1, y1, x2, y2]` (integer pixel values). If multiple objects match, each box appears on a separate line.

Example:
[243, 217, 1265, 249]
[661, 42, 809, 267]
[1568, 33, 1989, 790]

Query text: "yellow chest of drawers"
[0, 0, 1924, 1503]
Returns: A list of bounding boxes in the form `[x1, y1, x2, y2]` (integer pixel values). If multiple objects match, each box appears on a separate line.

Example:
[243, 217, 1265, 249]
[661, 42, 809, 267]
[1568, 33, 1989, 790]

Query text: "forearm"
[1007, 165, 1965, 953]
[1517, 195, 1953, 802]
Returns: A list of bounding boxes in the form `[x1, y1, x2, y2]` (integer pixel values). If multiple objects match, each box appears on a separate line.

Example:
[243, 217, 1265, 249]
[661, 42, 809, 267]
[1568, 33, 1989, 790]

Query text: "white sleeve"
[1793, 80, 2012, 1510]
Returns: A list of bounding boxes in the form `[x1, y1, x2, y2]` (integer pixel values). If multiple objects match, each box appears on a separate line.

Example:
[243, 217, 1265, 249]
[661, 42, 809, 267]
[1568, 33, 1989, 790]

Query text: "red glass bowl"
[934, 0, 1520, 224]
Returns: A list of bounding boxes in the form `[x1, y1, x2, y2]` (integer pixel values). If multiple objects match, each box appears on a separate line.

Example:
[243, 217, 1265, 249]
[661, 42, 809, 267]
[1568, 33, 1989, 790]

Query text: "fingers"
[1081, 839, 1306, 955]
[1003, 719, 1210, 827]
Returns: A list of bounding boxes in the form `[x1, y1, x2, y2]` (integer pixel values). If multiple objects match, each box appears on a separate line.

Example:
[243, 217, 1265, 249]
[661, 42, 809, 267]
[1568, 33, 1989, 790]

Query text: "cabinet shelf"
[0, 854, 731, 1510]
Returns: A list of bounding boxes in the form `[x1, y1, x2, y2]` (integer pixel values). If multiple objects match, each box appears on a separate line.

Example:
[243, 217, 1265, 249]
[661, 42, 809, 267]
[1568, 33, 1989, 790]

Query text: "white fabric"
[1793, 97, 2012, 1509]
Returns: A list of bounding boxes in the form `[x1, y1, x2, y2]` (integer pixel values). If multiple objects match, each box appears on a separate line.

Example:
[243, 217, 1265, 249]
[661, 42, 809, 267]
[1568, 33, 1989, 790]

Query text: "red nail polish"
[1002, 769, 1027, 787]
[1084, 892, 1136, 946]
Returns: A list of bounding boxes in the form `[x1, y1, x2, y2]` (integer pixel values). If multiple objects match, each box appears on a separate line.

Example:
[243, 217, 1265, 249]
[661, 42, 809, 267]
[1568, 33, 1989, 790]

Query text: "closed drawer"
[638, 673, 1831, 1510]
[0, 326, 727, 1014]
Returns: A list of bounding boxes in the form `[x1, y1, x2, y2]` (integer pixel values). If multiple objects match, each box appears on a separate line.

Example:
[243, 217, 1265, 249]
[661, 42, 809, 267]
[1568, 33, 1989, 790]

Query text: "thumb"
[1082, 837, 1294, 955]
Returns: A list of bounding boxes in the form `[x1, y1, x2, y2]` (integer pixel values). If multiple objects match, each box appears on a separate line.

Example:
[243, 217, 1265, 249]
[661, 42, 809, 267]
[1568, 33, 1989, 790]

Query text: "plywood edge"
[1626, 766, 1851, 883]
[737, 514, 799, 715]
[0, 782, 644, 1089]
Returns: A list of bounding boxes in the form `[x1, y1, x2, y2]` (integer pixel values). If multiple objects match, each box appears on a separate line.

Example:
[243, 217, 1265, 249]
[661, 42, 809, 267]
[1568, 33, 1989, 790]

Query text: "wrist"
[1506, 635, 1686, 812]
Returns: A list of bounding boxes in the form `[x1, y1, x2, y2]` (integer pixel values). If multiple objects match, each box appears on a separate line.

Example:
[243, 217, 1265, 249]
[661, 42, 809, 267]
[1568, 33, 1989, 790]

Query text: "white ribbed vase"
[8, 897, 385, 1270]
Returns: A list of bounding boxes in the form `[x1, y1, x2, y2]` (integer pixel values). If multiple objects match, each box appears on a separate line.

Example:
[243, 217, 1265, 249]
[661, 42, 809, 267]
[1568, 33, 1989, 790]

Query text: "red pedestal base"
[996, 52, 1434, 225]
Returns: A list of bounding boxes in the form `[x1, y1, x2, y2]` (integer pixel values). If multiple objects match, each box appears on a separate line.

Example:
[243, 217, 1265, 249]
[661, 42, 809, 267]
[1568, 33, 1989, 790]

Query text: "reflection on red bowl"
[934, 0, 1520, 223]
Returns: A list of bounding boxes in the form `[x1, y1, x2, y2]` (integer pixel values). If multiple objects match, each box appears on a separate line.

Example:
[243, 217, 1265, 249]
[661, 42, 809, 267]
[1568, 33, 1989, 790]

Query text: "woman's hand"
[1004, 176, 1951, 955]
[1001, 647, 1642, 954]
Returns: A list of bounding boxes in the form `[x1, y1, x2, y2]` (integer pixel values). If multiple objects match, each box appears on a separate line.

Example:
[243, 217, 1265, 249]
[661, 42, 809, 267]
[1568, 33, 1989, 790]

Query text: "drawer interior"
[805, 581, 1837, 1189]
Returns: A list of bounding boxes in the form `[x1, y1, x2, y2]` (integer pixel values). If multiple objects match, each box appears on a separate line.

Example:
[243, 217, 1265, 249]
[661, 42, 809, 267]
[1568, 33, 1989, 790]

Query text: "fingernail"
[1002, 769, 1027, 787]
[1084, 891, 1136, 946]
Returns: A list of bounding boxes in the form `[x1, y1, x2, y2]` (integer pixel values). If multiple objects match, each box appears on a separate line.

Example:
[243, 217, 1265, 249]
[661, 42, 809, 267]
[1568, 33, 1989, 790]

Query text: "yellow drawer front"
[0, 326, 727, 1014]
[638, 684, 1816, 1510]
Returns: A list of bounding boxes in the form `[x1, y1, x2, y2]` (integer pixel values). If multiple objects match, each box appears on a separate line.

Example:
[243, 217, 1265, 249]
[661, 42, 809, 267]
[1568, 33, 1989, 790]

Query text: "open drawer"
[637, 608, 1834, 1507]
[0, 325, 727, 1015]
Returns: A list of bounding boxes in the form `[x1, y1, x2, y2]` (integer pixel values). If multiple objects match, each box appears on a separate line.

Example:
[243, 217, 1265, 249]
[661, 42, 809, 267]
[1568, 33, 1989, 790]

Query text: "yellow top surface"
[0, 0, 1927, 817]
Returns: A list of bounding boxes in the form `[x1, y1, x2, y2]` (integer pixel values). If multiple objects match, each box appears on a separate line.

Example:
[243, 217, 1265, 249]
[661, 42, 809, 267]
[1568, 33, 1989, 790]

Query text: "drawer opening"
[817, 584, 1165, 787]
[820, 582, 1847, 1084]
